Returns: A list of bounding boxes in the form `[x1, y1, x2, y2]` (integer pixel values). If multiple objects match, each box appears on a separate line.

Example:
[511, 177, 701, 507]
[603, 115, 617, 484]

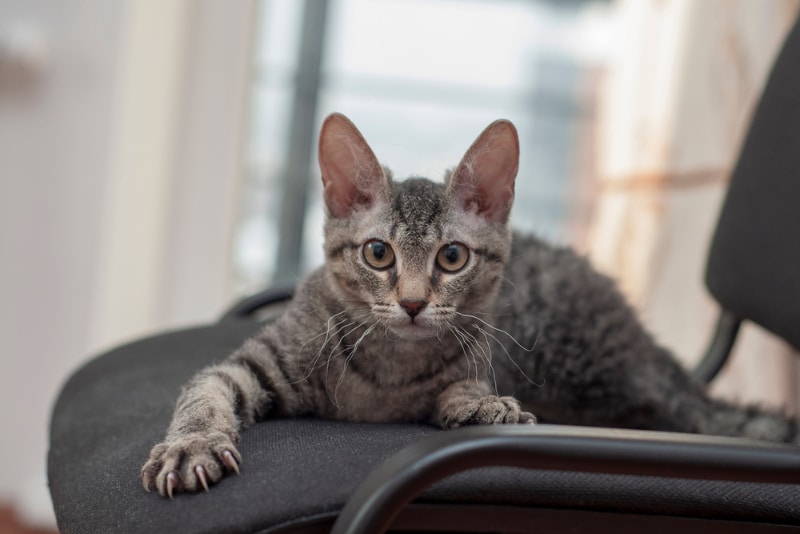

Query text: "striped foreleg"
[141, 337, 299, 498]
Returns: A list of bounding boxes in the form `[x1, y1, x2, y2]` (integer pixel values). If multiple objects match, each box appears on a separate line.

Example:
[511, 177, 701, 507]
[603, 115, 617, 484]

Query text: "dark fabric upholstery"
[705, 17, 800, 351]
[48, 320, 800, 533]
[47, 320, 437, 533]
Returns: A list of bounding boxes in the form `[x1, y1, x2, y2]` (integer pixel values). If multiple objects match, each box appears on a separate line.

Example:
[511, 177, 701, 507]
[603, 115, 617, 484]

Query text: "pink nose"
[399, 300, 427, 318]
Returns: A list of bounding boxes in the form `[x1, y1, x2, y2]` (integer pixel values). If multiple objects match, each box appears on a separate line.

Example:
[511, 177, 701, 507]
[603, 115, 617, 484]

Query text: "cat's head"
[318, 113, 519, 339]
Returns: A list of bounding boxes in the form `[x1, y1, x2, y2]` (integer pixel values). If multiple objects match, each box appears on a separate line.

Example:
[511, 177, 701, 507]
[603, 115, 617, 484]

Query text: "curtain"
[589, 0, 800, 411]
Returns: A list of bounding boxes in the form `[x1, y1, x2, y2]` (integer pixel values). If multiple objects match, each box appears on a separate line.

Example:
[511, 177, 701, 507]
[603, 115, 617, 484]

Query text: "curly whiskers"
[332, 320, 377, 408]
[293, 309, 373, 386]
[453, 311, 544, 388]
[447, 323, 498, 393]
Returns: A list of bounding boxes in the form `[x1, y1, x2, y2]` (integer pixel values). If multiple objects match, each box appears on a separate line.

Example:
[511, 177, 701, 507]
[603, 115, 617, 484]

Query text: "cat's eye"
[363, 240, 395, 270]
[436, 243, 469, 272]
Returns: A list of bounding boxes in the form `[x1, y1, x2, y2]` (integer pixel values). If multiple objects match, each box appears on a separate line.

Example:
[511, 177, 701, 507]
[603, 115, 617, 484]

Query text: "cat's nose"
[399, 299, 427, 318]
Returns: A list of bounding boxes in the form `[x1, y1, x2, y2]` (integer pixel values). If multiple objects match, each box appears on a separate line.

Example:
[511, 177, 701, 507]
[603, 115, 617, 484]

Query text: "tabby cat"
[142, 113, 796, 498]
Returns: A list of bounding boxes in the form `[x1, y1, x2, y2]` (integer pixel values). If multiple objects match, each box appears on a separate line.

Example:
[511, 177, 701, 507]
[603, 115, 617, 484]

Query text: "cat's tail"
[704, 398, 798, 444]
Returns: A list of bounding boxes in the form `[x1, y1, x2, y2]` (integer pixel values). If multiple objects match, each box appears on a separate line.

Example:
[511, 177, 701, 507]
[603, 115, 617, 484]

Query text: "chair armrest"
[332, 424, 800, 534]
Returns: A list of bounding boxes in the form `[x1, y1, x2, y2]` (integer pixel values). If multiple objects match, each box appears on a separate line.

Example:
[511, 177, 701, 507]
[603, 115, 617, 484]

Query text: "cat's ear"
[318, 113, 387, 218]
[446, 119, 519, 223]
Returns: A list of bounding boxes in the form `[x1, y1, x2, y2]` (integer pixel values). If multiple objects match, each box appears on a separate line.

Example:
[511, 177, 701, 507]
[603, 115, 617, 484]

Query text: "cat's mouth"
[386, 320, 439, 340]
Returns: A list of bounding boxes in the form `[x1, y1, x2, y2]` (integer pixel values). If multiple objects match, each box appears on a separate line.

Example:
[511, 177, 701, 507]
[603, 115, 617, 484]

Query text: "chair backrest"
[705, 15, 800, 352]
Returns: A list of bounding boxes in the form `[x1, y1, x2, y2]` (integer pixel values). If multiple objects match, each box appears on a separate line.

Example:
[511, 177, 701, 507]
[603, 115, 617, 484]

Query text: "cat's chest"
[312, 338, 463, 422]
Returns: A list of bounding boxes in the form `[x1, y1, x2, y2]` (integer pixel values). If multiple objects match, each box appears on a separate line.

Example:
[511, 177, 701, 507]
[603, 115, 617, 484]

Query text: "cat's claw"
[142, 432, 241, 498]
[222, 449, 240, 475]
[166, 471, 180, 500]
[194, 465, 209, 492]
[142, 471, 153, 493]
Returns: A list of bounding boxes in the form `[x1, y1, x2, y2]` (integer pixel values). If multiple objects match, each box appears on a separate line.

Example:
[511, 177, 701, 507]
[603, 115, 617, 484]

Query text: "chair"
[48, 15, 800, 534]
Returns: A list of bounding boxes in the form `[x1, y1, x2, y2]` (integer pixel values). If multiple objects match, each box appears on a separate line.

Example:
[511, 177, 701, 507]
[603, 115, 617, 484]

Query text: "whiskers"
[290, 303, 543, 411]
[450, 310, 545, 391]
[447, 323, 497, 392]
[292, 307, 379, 409]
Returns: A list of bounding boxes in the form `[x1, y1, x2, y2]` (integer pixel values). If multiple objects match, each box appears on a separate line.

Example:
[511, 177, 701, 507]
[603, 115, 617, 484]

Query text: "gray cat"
[142, 113, 796, 498]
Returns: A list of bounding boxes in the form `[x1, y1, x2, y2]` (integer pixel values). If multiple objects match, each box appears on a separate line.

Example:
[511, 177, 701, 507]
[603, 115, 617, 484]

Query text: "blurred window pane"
[235, 0, 614, 295]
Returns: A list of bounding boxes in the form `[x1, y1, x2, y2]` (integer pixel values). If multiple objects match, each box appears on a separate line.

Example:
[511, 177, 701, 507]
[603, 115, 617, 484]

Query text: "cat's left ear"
[446, 119, 519, 224]
[318, 113, 387, 218]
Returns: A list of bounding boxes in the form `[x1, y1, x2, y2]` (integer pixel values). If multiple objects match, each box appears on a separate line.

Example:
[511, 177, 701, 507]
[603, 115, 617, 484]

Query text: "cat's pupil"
[444, 245, 460, 264]
[372, 242, 387, 260]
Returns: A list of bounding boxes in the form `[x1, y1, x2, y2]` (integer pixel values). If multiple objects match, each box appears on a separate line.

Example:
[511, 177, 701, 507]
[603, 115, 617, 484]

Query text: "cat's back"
[498, 232, 616, 318]
[494, 231, 638, 356]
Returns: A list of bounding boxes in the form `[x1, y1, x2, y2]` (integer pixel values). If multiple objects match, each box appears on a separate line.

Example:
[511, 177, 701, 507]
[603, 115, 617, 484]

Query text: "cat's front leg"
[142, 352, 280, 498]
[435, 379, 537, 429]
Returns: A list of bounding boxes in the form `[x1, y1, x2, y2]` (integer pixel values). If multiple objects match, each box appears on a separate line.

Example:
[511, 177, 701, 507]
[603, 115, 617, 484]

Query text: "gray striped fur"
[142, 114, 796, 498]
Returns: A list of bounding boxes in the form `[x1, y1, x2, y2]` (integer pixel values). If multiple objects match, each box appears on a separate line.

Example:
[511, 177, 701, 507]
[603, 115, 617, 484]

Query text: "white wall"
[0, 0, 124, 524]
[0, 0, 253, 526]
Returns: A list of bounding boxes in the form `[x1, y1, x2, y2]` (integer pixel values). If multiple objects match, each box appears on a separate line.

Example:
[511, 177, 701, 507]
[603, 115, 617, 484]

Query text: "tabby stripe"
[346, 356, 379, 384]
[234, 355, 279, 416]
[273, 347, 302, 397]
[254, 333, 300, 397]
[474, 247, 503, 264]
[209, 368, 247, 420]
[404, 362, 447, 386]
[334, 271, 359, 290]
[430, 271, 441, 291]
[328, 241, 357, 259]
[347, 356, 449, 388]
[393, 195, 407, 226]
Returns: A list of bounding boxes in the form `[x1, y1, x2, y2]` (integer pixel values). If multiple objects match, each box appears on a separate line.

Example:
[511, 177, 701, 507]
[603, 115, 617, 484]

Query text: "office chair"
[48, 14, 800, 534]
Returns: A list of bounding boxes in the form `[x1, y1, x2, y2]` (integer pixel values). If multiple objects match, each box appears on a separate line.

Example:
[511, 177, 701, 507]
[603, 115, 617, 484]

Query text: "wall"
[0, 0, 253, 526]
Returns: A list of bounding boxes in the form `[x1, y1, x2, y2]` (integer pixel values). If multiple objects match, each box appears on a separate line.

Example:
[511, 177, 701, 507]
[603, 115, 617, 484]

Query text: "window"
[235, 0, 613, 295]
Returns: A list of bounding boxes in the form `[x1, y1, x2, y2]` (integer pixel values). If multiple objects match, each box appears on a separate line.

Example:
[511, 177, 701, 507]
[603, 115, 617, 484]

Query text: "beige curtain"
[589, 0, 800, 411]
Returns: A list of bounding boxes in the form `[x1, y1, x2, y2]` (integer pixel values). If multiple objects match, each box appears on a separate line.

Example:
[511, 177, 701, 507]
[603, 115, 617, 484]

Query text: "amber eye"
[436, 243, 469, 272]
[363, 240, 395, 270]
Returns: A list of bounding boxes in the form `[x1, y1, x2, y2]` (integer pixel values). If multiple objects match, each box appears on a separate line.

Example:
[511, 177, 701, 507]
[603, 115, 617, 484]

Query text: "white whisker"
[454, 311, 537, 352]
[333, 323, 376, 405]
[474, 325, 544, 388]
[448, 325, 474, 382]
[457, 325, 497, 393]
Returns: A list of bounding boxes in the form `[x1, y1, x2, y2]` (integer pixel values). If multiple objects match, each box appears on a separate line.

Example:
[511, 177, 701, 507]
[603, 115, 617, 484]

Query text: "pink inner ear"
[449, 120, 520, 223]
[318, 113, 385, 218]
[322, 173, 371, 219]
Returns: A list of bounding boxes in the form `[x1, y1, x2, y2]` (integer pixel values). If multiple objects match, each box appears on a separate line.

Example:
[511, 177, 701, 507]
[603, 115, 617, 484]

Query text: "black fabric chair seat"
[48, 320, 800, 533]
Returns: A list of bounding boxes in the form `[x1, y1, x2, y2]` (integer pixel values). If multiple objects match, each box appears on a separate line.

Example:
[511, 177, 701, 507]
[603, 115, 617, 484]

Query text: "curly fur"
[142, 114, 796, 498]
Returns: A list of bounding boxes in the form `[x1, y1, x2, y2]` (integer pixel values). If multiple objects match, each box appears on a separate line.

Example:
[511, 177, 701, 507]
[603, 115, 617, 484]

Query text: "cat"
[142, 113, 796, 498]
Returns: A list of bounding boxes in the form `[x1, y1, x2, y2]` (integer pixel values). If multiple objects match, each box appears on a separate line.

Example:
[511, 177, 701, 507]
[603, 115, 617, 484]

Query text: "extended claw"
[142, 471, 153, 493]
[166, 470, 180, 499]
[222, 450, 240, 475]
[195, 465, 209, 492]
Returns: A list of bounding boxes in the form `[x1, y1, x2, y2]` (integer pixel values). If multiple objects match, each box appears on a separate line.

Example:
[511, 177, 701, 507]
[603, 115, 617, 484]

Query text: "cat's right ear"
[446, 119, 519, 224]
[318, 113, 387, 218]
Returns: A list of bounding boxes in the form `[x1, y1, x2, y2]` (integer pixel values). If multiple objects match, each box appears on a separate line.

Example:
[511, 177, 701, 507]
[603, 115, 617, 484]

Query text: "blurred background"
[1, 0, 799, 530]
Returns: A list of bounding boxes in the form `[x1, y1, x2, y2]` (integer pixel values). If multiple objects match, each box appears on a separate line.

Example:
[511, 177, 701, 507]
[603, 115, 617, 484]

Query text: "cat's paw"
[141, 431, 241, 498]
[440, 395, 537, 429]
